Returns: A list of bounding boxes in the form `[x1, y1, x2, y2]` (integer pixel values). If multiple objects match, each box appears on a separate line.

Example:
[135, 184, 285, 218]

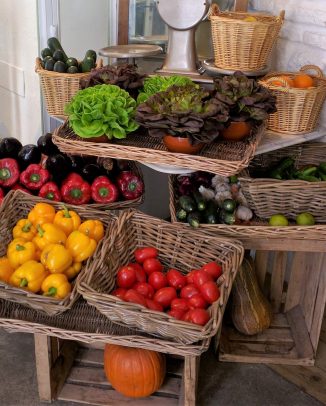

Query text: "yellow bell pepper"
[78, 219, 104, 243]
[13, 219, 37, 242]
[10, 260, 47, 293]
[33, 223, 67, 251]
[35, 250, 42, 261]
[41, 273, 71, 299]
[7, 238, 36, 269]
[40, 243, 72, 273]
[28, 202, 55, 227]
[66, 231, 97, 262]
[53, 206, 81, 236]
[64, 262, 82, 280]
[0, 257, 14, 283]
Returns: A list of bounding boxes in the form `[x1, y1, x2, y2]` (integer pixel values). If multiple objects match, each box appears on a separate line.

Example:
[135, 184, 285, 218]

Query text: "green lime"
[296, 212, 315, 226]
[268, 214, 289, 227]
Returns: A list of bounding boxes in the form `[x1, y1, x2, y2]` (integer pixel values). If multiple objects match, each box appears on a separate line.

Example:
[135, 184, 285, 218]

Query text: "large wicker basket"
[35, 57, 103, 118]
[77, 210, 244, 344]
[209, 5, 284, 71]
[240, 142, 326, 222]
[0, 190, 117, 315]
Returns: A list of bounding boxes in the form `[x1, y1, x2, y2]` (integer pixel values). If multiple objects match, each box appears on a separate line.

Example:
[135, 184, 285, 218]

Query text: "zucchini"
[85, 50, 97, 62]
[220, 210, 235, 225]
[176, 208, 187, 221]
[47, 37, 68, 61]
[45, 58, 55, 71]
[53, 49, 66, 62]
[66, 57, 78, 67]
[43, 55, 54, 63]
[41, 48, 52, 59]
[187, 212, 201, 228]
[204, 201, 219, 224]
[53, 61, 66, 73]
[179, 195, 196, 212]
[67, 66, 79, 74]
[193, 191, 206, 211]
[80, 56, 95, 73]
[222, 199, 236, 213]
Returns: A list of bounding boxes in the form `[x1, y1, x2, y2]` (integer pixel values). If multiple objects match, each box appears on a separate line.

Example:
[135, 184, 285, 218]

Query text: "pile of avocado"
[40, 37, 97, 74]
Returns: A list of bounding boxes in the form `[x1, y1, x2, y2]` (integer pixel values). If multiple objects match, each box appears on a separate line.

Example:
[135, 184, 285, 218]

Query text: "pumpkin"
[231, 257, 273, 335]
[104, 344, 166, 398]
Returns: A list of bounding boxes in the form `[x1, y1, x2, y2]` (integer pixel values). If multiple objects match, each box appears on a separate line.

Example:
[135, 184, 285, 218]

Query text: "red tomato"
[200, 281, 220, 304]
[145, 298, 163, 312]
[134, 247, 158, 264]
[134, 282, 155, 299]
[193, 270, 213, 288]
[166, 269, 187, 290]
[124, 289, 147, 307]
[171, 298, 189, 312]
[201, 262, 222, 280]
[116, 266, 136, 289]
[143, 258, 163, 275]
[129, 263, 147, 283]
[168, 309, 186, 320]
[153, 287, 177, 308]
[111, 288, 127, 300]
[148, 271, 167, 290]
[186, 270, 199, 285]
[182, 311, 192, 322]
[180, 284, 200, 299]
[188, 309, 210, 326]
[188, 294, 208, 309]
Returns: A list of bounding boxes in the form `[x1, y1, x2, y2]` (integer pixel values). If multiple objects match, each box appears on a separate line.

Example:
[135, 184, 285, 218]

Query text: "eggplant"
[68, 155, 85, 174]
[17, 144, 41, 169]
[45, 153, 71, 182]
[81, 163, 103, 183]
[37, 133, 60, 156]
[0, 137, 22, 159]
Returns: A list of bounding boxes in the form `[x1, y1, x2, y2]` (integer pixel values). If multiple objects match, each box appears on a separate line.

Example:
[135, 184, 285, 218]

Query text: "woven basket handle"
[300, 65, 324, 78]
[35, 57, 43, 72]
[265, 76, 290, 88]
[278, 10, 285, 21]
[208, 3, 220, 18]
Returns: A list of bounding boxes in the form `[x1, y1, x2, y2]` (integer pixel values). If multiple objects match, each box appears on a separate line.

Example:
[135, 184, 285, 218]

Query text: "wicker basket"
[35, 57, 103, 118]
[260, 65, 326, 134]
[209, 5, 284, 71]
[53, 120, 266, 177]
[77, 210, 244, 344]
[0, 190, 117, 315]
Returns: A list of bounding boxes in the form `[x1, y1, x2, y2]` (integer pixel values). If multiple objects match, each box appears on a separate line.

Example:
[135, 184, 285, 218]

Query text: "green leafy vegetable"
[137, 75, 196, 104]
[64, 84, 139, 139]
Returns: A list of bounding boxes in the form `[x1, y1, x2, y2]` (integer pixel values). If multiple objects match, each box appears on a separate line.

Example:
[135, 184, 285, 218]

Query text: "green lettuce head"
[64, 84, 139, 139]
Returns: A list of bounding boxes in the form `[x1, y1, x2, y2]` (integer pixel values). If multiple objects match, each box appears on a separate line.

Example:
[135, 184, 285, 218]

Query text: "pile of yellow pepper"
[0, 202, 104, 299]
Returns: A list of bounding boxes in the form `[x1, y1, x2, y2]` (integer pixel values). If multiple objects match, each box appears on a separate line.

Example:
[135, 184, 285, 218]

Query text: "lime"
[268, 214, 289, 227]
[296, 212, 315, 226]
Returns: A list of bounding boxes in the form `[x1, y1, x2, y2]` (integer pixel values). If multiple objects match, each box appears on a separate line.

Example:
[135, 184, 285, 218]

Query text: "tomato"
[186, 270, 199, 285]
[168, 309, 186, 320]
[111, 288, 127, 300]
[134, 247, 158, 264]
[143, 258, 163, 275]
[145, 298, 163, 312]
[153, 287, 177, 308]
[148, 271, 167, 290]
[201, 262, 222, 280]
[129, 263, 147, 283]
[180, 284, 200, 299]
[187, 309, 210, 326]
[124, 289, 147, 307]
[166, 269, 187, 290]
[134, 282, 155, 299]
[188, 294, 208, 309]
[171, 298, 189, 312]
[193, 270, 213, 288]
[116, 266, 136, 289]
[200, 281, 220, 304]
[182, 311, 192, 322]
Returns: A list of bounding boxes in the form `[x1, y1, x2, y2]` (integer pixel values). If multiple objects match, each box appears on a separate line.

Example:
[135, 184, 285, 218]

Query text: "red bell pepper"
[116, 171, 144, 200]
[11, 184, 31, 194]
[0, 187, 4, 204]
[20, 164, 50, 190]
[91, 176, 119, 203]
[0, 158, 20, 187]
[38, 182, 61, 201]
[61, 172, 91, 205]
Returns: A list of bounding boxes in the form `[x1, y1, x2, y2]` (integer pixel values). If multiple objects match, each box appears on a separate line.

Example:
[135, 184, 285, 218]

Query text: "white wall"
[0, 0, 42, 144]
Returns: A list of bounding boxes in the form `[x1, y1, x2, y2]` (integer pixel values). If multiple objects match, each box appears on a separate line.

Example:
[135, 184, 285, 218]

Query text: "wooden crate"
[34, 335, 200, 406]
[219, 250, 326, 366]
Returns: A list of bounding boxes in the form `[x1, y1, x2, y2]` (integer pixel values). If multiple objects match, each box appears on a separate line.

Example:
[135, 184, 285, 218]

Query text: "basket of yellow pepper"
[0, 190, 116, 315]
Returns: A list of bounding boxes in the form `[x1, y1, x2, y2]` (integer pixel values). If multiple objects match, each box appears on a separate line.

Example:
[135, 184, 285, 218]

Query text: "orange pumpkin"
[104, 344, 166, 398]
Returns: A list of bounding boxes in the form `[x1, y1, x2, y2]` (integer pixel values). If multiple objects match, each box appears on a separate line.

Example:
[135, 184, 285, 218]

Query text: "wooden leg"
[34, 334, 53, 402]
[182, 355, 200, 406]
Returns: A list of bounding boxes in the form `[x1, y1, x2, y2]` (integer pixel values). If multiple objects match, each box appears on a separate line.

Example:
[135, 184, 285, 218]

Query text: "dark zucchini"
[85, 50, 97, 62]
[220, 210, 235, 225]
[47, 37, 68, 61]
[53, 49, 66, 62]
[37, 133, 59, 156]
[0, 137, 22, 159]
[80, 56, 95, 73]
[187, 212, 202, 228]
[45, 58, 55, 71]
[41, 48, 52, 59]
[222, 199, 236, 213]
[179, 195, 196, 212]
[17, 144, 41, 170]
[176, 208, 187, 221]
[204, 201, 219, 224]
[53, 61, 66, 73]
[66, 57, 78, 67]
[193, 191, 206, 211]
[67, 66, 79, 74]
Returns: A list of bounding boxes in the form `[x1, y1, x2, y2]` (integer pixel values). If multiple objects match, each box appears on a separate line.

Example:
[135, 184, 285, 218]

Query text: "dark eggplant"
[17, 144, 41, 169]
[68, 155, 85, 174]
[37, 133, 60, 156]
[0, 138, 22, 159]
[81, 163, 103, 183]
[45, 154, 71, 182]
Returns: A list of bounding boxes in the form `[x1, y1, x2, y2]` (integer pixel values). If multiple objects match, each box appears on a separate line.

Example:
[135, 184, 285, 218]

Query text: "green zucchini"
[80, 56, 95, 73]
[47, 37, 68, 61]
[187, 212, 201, 228]
[220, 210, 235, 225]
[53, 61, 66, 73]
[176, 208, 187, 221]
[193, 191, 206, 211]
[67, 66, 79, 74]
[204, 201, 219, 224]
[53, 49, 66, 62]
[222, 199, 236, 213]
[66, 57, 78, 68]
[44, 58, 55, 71]
[85, 50, 97, 62]
[41, 48, 52, 59]
[179, 195, 196, 213]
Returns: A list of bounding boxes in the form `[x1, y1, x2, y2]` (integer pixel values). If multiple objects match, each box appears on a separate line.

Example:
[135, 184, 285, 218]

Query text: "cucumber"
[45, 58, 55, 71]
[187, 212, 201, 228]
[67, 66, 79, 74]
[176, 208, 187, 221]
[41, 48, 52, 59]
[179, 195, 196, 213]
[47, 37, 68, 61]
[53, 49, 65, 62]
[80, 56, 95, 73]
[220, 210, 235, 225]
[193, 191, 206, 211]
[85, 50, 97, 62]
[53, 61, 66, 73]
[66, 57, 78, 68]
[204, 201, 219, 224]
[222, 199, 236, 213]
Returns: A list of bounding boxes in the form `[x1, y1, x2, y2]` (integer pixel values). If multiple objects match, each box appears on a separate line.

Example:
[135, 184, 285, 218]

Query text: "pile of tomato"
[111, 246, 222, 326]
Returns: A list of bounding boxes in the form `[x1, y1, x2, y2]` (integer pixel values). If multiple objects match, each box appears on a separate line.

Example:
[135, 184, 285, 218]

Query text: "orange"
[269, 76, 294, 88]
[293, 74, 314, 88]
[280, 75, 295, 87]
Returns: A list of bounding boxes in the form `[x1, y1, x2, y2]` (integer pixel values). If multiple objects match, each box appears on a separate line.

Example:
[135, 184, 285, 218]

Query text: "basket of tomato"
[77, 210, 244, 344]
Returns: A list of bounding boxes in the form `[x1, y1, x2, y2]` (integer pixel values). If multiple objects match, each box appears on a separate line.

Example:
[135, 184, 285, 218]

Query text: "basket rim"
[35, 57, 103, 79]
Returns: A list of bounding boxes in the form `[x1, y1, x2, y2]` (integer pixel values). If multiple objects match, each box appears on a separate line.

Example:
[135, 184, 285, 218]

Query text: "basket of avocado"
[36, 37, 102, 118]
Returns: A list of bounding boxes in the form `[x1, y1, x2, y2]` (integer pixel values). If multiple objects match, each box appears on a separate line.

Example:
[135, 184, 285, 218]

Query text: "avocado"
[41, 48, 52, 59]
[53, 60, 66, 73]
[53, 49, 65, 62]
[45, 58, 55, 71]
[67, 65, 79, 74]
[66, 57, 78, 67]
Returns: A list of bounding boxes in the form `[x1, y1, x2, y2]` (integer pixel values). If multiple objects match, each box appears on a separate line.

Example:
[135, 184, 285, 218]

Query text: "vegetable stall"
[1, 1, 326, 405]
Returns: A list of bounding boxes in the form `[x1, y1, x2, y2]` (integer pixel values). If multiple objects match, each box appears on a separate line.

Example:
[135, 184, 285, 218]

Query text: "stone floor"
[0, 329, 322, 406]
